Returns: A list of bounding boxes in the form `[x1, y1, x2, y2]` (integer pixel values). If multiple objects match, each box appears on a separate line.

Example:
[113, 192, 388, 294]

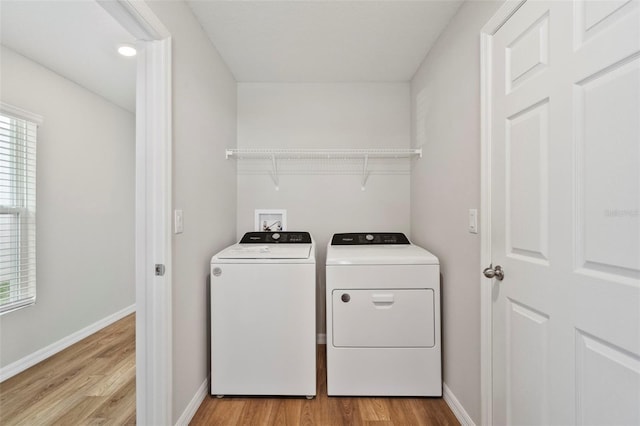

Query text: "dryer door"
[331, 288, 435, 348]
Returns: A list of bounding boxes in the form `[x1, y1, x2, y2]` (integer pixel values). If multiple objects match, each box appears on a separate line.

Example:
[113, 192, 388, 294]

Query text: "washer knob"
[365, 234, 374, 241]
[272, 233, 281, 241]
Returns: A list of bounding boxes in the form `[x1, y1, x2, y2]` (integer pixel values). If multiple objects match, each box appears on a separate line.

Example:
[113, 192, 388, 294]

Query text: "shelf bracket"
[361, 154, 370, 191]
[270, 154, 280, 190]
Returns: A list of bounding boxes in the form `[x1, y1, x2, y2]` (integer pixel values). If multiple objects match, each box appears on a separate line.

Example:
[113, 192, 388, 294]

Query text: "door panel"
[576, 330, 640, 425]
[507, 12, 549, 92]
[507, 300, 550, 426]
[506, 99, 549, 263]
[574, 0, 639, 55]
[575, 56, 639, 279]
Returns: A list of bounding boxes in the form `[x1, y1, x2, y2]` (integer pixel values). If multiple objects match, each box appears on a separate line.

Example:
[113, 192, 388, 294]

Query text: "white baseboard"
[0, 303, 136, 383]
[317, 333, 326, 344]
[175, 378, 208, 426]
[443, 382, 475, 426]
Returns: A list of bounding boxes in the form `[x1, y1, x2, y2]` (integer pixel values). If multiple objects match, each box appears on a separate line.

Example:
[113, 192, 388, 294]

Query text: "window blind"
[0, 105, 39, 315]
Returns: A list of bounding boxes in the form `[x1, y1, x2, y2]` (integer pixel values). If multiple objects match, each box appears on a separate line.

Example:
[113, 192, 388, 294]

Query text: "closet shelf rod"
[225, 148, 422, 160]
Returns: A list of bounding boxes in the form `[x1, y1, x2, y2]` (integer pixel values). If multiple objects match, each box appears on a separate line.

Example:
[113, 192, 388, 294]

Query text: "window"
[0, 104, 40, 315]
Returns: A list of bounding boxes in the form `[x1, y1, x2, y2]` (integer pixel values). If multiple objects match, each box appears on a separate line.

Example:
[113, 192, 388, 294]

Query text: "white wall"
[145, 2, 238, 423]
[0, 46, 135, 367]
[410, 0, 503, 423]
[237, 83, 411, 335]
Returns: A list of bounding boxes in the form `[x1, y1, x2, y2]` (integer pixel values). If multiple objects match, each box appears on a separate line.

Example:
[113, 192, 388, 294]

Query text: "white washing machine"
[326, 232, 441, 396]
[210, 231, 316, 398]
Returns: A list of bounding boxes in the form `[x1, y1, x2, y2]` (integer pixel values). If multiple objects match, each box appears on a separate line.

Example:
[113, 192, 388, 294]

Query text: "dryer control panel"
[240, 231, 312, 244]
[331, 233, 410, 245]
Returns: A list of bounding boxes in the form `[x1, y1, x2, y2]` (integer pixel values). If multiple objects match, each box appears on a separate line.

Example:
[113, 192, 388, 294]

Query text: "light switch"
[174, 209, 184, 234]
[469, 209, 478, 234]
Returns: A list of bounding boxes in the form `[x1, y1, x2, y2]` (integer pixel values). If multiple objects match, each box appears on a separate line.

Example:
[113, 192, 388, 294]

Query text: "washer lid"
[326, 244, 438, 265]
[217, 244, 312, 259]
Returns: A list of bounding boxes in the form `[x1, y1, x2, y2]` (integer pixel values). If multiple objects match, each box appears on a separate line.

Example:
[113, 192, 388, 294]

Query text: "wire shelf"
[225, 147, 422, 190]
[225, 148, 422, 160]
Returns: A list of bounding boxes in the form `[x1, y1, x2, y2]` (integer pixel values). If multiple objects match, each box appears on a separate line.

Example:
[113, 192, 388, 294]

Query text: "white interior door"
[486, 1, 640, 424]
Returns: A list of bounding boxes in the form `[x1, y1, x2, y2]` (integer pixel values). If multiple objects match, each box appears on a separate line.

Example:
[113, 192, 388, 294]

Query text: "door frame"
[479, 1, 527, 425]
[97, 1, 172, 424]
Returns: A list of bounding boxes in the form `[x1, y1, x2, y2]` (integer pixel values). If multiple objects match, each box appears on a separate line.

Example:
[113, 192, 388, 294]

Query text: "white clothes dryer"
[326, 232, 441, 396]
[210, 231, 316, 398]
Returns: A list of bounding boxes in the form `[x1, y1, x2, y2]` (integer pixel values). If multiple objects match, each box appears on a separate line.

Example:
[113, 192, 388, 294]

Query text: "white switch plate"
[174, 209, 184, 234]
[468, 209, 478, 234]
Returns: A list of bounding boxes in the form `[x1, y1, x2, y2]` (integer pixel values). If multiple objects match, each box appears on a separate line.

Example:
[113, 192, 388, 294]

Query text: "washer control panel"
[240, 231, 312, 244]
[331, 233, 410, 245]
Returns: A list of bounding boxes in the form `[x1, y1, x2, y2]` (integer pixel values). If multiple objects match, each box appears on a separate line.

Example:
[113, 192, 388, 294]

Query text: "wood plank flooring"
[191, 345, 460, 426]
[1, 316, 459, 426]
[0, 313, 136, 425]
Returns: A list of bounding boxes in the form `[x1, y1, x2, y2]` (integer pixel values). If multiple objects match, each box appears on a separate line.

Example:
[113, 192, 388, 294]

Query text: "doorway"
[0, 1, 172, 423]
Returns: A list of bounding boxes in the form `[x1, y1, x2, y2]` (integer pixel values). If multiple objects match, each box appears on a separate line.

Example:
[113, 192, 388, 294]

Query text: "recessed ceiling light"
[118, 45, 137, 57]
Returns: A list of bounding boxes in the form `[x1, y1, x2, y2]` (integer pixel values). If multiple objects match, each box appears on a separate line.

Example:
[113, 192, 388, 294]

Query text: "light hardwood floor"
[0, 313, 136, 425]
[192, 345, 460, 426]
[1, 316, 459, 426]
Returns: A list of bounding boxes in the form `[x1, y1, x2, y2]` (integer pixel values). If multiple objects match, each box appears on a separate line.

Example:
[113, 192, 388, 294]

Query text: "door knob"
[483, 264, 504, 281]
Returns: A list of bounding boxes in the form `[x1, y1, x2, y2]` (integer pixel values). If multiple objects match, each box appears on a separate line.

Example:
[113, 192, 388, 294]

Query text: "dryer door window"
[331, 288, 435, 348]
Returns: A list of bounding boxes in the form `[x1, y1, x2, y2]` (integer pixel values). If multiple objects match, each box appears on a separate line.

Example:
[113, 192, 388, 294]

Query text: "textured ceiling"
[187, 0, 464, 82]
[0, 0, 137, 112]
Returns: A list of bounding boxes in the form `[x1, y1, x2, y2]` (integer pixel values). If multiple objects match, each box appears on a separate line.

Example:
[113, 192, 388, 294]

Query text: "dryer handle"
[372, 293, 394, 308]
